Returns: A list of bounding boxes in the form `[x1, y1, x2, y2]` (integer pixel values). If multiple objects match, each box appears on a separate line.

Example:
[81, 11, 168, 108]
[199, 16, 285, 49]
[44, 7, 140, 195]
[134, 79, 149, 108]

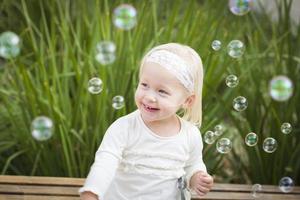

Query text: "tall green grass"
[0, 0, 299, 185]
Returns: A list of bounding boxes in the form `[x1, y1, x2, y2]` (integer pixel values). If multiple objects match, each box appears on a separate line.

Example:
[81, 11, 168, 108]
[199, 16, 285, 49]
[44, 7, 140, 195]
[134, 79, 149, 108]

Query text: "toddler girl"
[79, 43, 213, 200]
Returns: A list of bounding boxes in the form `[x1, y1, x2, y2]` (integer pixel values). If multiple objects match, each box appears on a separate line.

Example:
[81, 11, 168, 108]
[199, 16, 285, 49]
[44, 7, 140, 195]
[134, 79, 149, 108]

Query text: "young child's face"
[135, 61, 190, 123]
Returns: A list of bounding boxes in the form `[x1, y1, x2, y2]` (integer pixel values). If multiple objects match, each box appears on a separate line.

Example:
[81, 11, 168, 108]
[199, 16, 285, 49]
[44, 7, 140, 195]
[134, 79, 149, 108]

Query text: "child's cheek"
[134, 89, 143, 104]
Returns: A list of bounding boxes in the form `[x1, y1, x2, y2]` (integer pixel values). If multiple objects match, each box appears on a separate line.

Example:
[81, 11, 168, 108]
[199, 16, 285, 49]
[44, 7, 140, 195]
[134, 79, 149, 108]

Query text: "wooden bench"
[0, 175, 299, 200]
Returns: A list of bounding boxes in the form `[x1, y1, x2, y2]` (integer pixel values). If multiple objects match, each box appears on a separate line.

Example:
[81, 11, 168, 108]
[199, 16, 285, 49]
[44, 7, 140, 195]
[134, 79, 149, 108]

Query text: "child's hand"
[80, 191, 99, 200]
[189, 171, 213, 196]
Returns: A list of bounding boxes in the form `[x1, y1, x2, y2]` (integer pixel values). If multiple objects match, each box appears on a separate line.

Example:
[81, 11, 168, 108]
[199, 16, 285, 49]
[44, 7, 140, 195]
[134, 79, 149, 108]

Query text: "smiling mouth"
[143, 104, 159, 112]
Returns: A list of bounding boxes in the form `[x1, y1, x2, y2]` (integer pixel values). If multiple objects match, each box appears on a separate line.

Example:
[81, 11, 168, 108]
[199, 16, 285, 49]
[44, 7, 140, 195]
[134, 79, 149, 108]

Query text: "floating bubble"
[269, 76, 293, 102]
[281, 122, 292, 134]
[0, 31, 21, 59]
[88, 77, 103, 94]
[216, 138, 232, 154]
[233, 96, 248, 111]
[113, 4, 137, 30]
[263, 137, 277, 153]
[95, 41, 116, 65]
[227, 40, 245, 58]
[204, 131, 216, 144]
[251, 183, 262, 198]
[245, 132, 258, 146]
[112, 95, 125, 109]
[211, 40, 222, 51]
[214, 125, 224, 136]
[279, 177, 294, 193]
[31, 116, 53, 141]
[229, 0, 253, 16]
[284, 166, 293, 172]
[226, 74, 239, 88]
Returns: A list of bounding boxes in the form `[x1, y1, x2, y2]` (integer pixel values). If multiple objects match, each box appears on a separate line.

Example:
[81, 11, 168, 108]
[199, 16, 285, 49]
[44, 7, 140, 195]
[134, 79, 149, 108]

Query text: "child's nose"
[145, 93, 157, 103]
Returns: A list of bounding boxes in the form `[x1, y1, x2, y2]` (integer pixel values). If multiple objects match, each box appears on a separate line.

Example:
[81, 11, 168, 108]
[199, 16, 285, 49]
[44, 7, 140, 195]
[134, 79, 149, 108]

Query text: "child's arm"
[184, 126, 213, 195]
[79, 119, 128, 199]
[80, 191, 99, 200]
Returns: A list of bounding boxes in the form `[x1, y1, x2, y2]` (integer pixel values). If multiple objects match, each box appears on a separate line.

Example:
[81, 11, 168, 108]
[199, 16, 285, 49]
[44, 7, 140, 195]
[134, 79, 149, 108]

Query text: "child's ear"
[182, 94, 195, 109]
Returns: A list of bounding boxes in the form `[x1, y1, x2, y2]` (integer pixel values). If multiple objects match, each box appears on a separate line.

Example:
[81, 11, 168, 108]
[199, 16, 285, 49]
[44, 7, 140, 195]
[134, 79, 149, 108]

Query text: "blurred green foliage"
[0, 0, 299, 185]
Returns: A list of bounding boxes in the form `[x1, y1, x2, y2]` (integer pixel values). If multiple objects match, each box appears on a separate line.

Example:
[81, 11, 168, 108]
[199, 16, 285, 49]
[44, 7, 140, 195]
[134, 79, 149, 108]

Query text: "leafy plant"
[0, 0, 299, 186]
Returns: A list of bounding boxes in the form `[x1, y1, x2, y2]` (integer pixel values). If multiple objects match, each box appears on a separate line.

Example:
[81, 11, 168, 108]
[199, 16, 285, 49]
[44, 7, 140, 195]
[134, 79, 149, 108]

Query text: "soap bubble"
[112, 95, 125, 109]
[285, 166, 293, 173]
[227, 40, 245, 58]
[229, 0, 253, 16]
[0, 31, 21, 59]
[113, 4, 137, 30]
[31, 116, 53, 141]
[262, 137, 277, 153]
[279, 177, 294, 193]
[233, 96, 248, 111]
[251, 183, 262, 198]
[281, 122, 292, 134]
[269, 76, 293, 102]
[95, 41, 116, 65]
[226, 74, 239, 88]
[204, 131, 216, 144]
[88, 77, 103, 94]
[216, 138, 232, 154]
[214, 124, 224, 136]
[211, 40, 222, 51]
[245, 132, 258, 146]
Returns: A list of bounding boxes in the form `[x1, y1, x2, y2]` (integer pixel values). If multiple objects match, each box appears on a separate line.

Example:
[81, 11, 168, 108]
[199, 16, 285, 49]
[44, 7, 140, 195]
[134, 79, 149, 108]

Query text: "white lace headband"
[145, 50, 194, 93]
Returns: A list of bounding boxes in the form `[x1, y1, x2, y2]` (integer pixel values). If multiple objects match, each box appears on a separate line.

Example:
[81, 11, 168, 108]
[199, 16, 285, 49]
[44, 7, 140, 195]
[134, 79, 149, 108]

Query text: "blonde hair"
[139, 43, 204, 127]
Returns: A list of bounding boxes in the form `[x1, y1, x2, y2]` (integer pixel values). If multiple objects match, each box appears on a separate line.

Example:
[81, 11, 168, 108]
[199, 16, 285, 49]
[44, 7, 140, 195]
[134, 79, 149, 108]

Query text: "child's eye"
[140, 83, 148, 88]
[158, 89, 169, 95]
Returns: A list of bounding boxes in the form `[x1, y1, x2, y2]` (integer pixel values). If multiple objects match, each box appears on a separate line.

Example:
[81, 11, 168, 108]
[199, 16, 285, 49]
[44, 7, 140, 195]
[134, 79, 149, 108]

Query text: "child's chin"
[141, 112, 158, 122]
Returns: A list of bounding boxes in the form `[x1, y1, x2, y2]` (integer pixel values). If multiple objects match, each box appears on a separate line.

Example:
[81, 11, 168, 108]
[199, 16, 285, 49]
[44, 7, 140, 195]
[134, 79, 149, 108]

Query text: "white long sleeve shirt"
[79, 110, 206, 200]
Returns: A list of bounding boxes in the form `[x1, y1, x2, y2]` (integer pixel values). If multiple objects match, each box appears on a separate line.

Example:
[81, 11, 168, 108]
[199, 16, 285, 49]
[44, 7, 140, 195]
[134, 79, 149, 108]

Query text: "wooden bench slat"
[0, 184, 79, 196]
[2, 193, 300, 200]
[211, 183, 300, 194]
[0, 175, 84, 186]
[0, 175, 299, 200]
[192, 191, 300, 200]
[1, 176, 299, 194]
[0, 194, 79, 200]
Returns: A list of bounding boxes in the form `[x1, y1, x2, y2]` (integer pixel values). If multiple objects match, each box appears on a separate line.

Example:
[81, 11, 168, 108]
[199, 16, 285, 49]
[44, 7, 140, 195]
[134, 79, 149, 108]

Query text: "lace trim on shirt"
[123, 150, 188, 162]
[120, 161, 186, 178]
[121, 160, 185, 170]
[120, 150, 188, 178]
